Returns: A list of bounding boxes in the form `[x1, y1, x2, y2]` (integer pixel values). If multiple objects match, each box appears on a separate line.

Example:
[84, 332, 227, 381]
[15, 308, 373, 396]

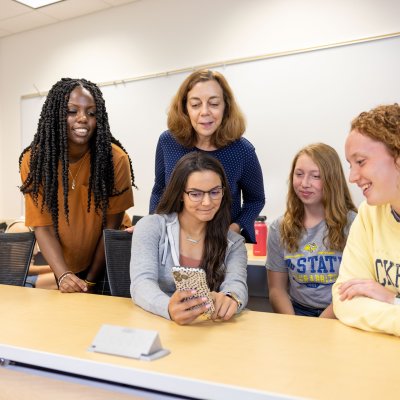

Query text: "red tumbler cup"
[253, 216, 267, 256]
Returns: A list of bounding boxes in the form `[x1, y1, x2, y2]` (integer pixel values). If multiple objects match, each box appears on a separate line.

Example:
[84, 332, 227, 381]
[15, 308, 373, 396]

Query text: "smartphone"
[172, 266, 215, 319]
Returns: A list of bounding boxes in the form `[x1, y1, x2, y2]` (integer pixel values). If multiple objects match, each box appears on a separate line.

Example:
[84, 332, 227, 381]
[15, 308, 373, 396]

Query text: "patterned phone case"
[172, 266, 215, 319]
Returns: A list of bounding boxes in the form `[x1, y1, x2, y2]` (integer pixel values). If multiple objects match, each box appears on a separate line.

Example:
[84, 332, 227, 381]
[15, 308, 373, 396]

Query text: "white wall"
[1, 0, 400, 219]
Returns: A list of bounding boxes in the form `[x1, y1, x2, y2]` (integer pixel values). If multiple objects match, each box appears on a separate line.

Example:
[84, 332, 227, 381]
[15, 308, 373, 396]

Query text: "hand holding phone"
[172, 266, 215, 320]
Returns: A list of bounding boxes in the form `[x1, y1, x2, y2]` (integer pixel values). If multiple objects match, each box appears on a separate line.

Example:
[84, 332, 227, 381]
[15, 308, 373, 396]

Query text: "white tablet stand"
[88, 324, 170, 361]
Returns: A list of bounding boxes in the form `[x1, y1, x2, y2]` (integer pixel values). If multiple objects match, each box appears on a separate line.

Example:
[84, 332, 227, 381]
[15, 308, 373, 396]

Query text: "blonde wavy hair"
[351, 103, 400, 160]
[167, 69, 245, 148]
[281, 143, 357, 253]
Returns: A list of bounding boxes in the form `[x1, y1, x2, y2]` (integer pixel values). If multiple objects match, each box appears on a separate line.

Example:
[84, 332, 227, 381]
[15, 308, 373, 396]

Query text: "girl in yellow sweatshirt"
[333, 104, 400, 336]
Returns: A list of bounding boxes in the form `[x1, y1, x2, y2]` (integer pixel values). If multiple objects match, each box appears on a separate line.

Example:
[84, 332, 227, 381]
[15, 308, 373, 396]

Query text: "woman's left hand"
[59, 273, 87, 293]
[229, 223, 241, 234]
[211, 291, 238, 321]
[338, 279, 395, 304]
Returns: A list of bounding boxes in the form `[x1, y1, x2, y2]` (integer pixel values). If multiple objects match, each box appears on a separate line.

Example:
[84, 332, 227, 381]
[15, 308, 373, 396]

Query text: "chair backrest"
[0, 231, 36, 286]
[132, 215, 143, 226]
[103, 229, 133, 298]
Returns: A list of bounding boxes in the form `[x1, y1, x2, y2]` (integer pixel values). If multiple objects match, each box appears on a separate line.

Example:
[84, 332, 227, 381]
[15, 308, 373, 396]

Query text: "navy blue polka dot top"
[149, 131, 265, 243]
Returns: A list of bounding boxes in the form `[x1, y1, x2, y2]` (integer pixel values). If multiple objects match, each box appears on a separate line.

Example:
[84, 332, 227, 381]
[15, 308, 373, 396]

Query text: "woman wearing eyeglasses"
[149, 69, 265, 243]
[130, 152, 248, 325]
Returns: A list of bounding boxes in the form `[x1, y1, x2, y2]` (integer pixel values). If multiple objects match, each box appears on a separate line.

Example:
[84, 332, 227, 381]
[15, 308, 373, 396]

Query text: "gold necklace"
[68, 152, 89, 190]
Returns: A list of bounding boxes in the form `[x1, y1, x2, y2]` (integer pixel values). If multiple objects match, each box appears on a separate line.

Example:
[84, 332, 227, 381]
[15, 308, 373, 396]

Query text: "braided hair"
[19, 78, 136, 236]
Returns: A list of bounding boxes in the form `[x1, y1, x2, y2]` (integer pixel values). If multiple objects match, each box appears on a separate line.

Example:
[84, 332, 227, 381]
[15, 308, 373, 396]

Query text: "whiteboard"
[21, 35, 400, 222]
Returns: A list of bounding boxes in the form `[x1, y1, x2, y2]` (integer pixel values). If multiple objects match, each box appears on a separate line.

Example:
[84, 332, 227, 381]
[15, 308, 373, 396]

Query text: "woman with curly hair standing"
[20, 78, 135, 294]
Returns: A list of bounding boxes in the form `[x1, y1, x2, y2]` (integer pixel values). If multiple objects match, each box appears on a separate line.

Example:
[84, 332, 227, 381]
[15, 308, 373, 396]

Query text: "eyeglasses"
[184, 186, 224, 202]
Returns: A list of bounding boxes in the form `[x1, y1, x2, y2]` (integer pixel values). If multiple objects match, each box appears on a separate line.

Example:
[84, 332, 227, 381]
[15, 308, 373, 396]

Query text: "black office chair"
[103, 229, 133, 298]
[0, 231, 36, 286]
[132, 215, 143, 225]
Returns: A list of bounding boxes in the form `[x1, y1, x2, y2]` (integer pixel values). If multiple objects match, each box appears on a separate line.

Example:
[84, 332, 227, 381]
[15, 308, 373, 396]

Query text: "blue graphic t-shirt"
[266, 212, 356, 309]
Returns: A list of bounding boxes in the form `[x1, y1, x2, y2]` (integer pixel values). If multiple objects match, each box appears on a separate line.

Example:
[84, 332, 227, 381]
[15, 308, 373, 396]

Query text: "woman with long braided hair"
[20, 78, 135, 294]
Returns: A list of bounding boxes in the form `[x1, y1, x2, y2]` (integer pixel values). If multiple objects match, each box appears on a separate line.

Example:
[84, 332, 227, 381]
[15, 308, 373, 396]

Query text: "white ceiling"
[0, 0, 139, 38]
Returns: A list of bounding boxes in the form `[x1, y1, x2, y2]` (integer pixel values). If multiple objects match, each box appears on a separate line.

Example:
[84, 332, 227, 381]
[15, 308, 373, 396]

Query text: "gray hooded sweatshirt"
[130, 213, 248, 319]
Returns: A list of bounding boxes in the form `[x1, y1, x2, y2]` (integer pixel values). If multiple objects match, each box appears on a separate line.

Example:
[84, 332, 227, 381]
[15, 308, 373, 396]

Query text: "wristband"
[225, 292, 242, 308]
[57, 271, 73, 288]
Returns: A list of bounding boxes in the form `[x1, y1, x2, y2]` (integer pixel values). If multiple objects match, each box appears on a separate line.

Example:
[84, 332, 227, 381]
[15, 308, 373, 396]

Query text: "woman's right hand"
[168, 290, 211, 325]
[338, 279, 395, 304]
[58, 273, 88, 293]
